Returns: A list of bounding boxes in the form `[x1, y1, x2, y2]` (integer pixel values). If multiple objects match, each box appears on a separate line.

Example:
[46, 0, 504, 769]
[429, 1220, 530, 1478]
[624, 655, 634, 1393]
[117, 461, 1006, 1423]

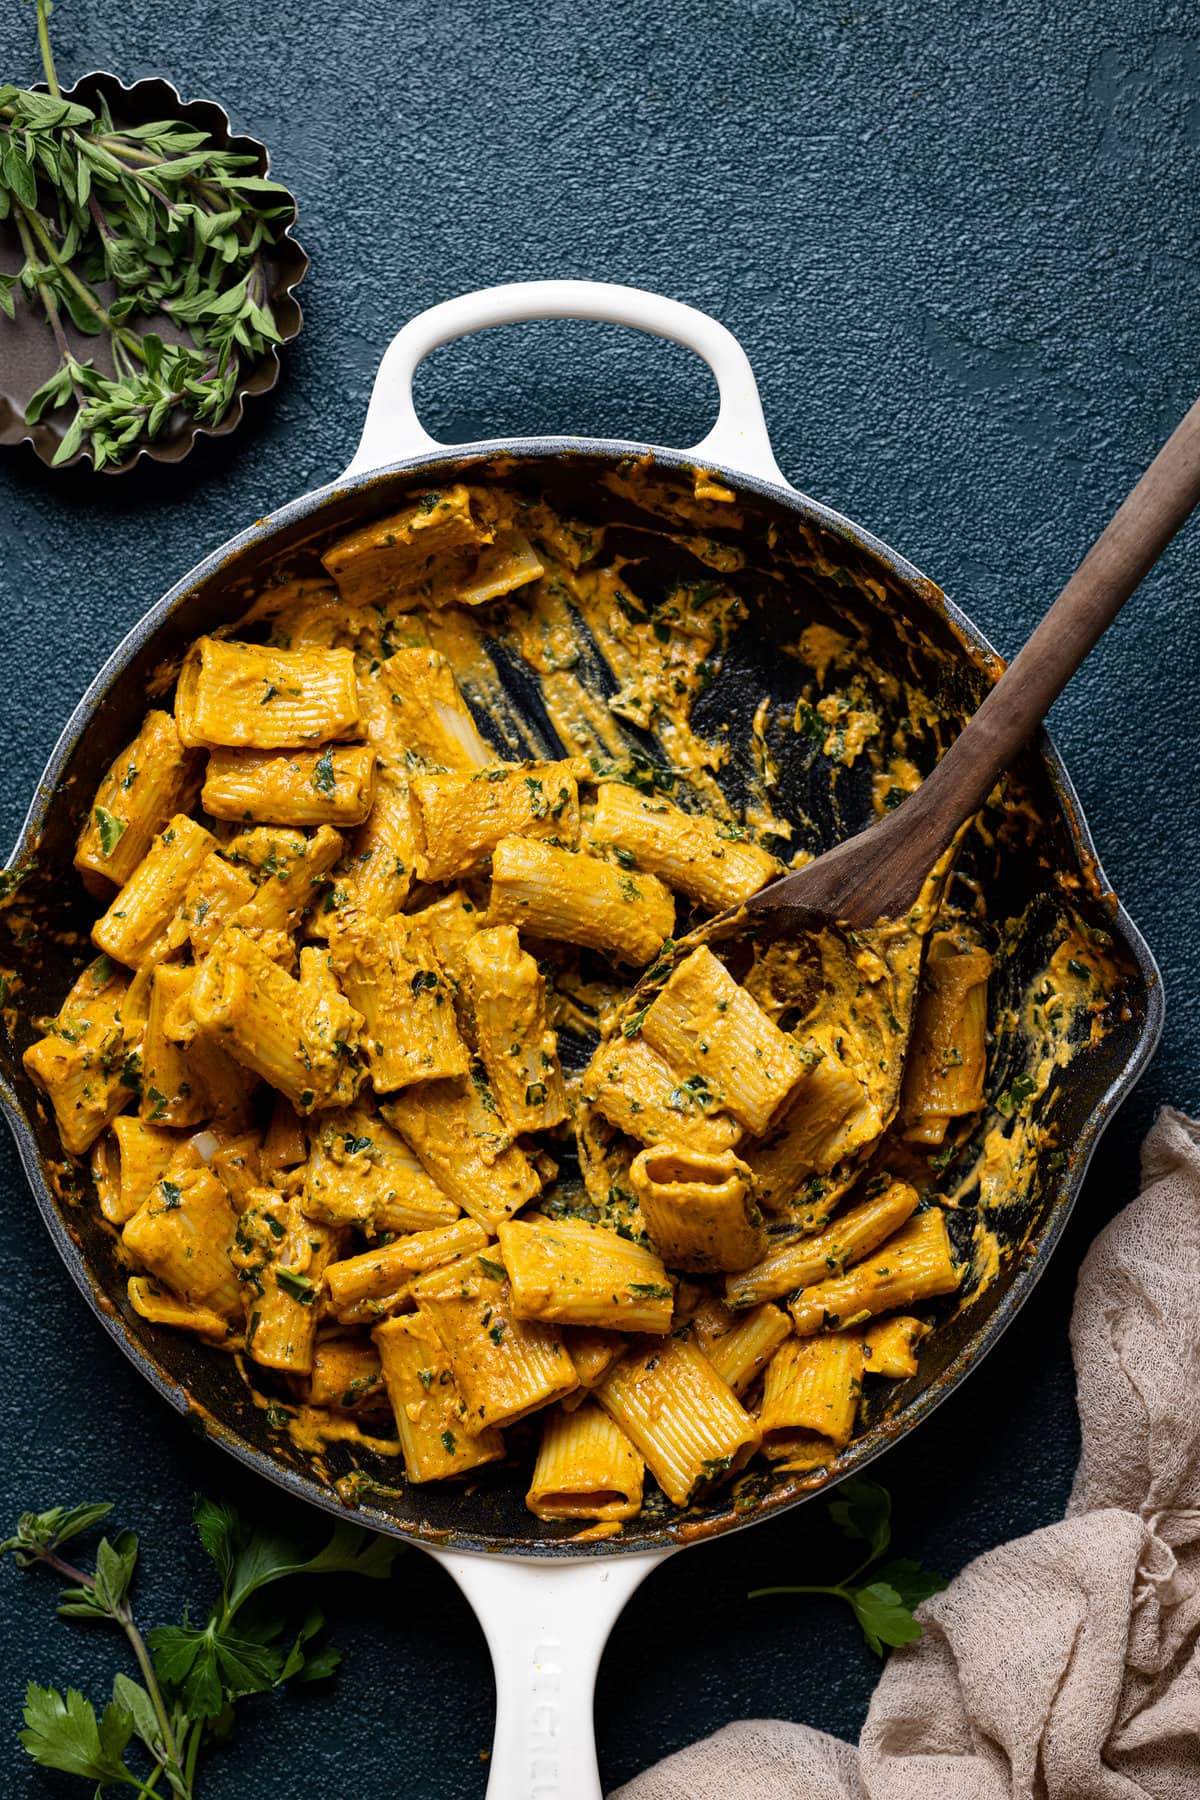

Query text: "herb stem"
[12, 211, 73, 364]
[120, 1611, 186, 1788]
[35, 0, 61, 98]
[747, 1582, 847, 1600]
[18, 204, 110, 326]
[182, 1721, 203, 1789]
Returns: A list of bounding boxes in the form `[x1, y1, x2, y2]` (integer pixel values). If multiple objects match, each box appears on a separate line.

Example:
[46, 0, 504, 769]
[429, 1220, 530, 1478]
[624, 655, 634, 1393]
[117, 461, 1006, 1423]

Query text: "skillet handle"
[430, 1544, 671, 1800]
[343, 279, 788, 487]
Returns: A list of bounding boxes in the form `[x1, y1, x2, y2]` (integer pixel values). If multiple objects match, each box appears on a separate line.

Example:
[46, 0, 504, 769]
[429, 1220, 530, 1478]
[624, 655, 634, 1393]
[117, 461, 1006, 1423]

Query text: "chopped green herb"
[275, 1268, 317, 1305]
[92, 808, 127, 858]
[312, 749, 336, 797]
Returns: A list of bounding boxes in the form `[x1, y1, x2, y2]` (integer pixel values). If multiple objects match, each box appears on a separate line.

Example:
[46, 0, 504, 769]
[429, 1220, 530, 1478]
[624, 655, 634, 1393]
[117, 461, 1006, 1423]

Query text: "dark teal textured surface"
[1, 3, 1198, 1795]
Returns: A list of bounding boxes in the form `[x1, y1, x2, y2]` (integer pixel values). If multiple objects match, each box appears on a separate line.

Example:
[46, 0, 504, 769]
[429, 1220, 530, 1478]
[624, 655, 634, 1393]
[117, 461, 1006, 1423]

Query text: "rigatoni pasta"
[34, 474, 999, 1530]
[757, 1330, 865, 1469]
[176, 638, 360, 749]
[589, 782, 782, 911]
[526, 1402, 644, 1522]
[410, 759, 584, 881]
[488, 836, 674, 965]
[629, 1144, 765, 1273]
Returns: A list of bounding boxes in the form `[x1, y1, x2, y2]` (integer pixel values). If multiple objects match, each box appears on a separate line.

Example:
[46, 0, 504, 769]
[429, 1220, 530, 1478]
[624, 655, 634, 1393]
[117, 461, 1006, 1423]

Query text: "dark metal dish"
[0, 429, 1162, 1559]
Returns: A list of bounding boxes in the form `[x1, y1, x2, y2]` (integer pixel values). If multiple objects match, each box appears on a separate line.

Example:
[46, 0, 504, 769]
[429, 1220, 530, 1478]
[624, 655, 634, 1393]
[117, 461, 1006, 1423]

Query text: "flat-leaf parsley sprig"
[0, 0, 296, 469]
[2, 1495, 401, 1796]
[749, 1477, 947, 1656]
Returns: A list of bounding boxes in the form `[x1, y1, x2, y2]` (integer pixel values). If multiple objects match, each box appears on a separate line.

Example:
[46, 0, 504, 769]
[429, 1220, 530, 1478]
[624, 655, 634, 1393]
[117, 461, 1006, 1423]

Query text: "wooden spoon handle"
[763, 393, 1200, 927]
[914, 390, 1200, 832]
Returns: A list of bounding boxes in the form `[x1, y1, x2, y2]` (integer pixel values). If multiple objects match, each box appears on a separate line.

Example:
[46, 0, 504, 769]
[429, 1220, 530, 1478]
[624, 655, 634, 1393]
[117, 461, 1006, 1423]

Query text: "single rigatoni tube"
[325, 1219, 489, 1323]
[316, 769, 415, 934]
[788, 1208, 961, 1335]
[141, 964, 207, 1128]
[372, 1311, 505, 1482]
[488, 837, 674, 966]
[864, 1314, 930, 1379]
[74, 710, 202, 889]
[175, 852, 256, 957]
[582, 1035, 742, 1154]
[92, 814, 216, 967]
[175, 637, 360, 749]
[94, 1116, 187, 1225]
[321, 485, 489, 607]
[237, 1191, 342, 1375]
[559, 1328, 624, 1410]
[686, 1295, 791, 1397]
[497, 1216, 674, 1333]
[741, 1056, 870, 1211]
[259, 1094, 307, 1180]
[329, 915, 468, 1092]
[303, 1107, 460, 1235]
[725, 1177, 920, 1309]
[307, 1334, 389, 1413]
[190, 927, 364, 1114]
[126, 1276, 231, 1341]
[229, 825, 345, 934]
[641, 946, 806, 1136]
[362, 646, 492, 771]
[22, 957, 141, 1155]
[758, 1331, 865, 1469]
[411, 759, 584, 881]
[900, 933, 992, 1145]
[413, 1250, 578, 1432]
[202, 745, 377, 828]
[122, 1166, 241, 1321]
[465, 926, 568, 1134]
[383, 1077, 542, 1232]
[629, 1144, 765, 1273]
[596, 1335, 760, 1507]
[526, 1402, 645, 1522]
[588, 783, 782, 911]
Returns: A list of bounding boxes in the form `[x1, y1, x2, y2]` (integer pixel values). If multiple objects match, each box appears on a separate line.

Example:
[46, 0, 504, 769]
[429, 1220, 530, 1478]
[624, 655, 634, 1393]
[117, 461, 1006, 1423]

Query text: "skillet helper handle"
[343, 279, 787, 486]
[434, 1546, 670, 1800]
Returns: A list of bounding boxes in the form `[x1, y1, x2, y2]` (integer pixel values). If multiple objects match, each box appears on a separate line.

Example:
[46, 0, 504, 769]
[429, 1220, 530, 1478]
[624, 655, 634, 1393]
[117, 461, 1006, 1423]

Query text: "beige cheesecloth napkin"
[613, 1107, 1200, 1800]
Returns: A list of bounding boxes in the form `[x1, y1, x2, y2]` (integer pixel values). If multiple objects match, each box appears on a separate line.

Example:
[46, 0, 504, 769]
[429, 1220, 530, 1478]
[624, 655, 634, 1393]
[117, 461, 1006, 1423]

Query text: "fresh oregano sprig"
[0, 0, 296, 469]
[2, 1495, 401, 1796]
[749, 1477, 948, 1656]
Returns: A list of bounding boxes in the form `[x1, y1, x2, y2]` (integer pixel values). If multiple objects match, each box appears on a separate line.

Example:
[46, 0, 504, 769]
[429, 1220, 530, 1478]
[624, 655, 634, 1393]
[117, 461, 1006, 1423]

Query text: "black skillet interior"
[0, 447, 1161, 1556]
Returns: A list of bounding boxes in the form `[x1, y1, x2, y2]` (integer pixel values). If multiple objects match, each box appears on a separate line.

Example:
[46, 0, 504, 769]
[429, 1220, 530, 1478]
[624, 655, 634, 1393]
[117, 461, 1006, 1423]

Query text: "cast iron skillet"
[0, 284, 1162, 1797]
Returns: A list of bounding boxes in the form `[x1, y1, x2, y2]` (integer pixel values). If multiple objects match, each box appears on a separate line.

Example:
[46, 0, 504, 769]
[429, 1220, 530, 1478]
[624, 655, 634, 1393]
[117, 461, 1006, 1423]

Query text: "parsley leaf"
[749, 1478, 947, 1657]
[2, 1494, 402, 1797]
[19, 1683, 134, 1785]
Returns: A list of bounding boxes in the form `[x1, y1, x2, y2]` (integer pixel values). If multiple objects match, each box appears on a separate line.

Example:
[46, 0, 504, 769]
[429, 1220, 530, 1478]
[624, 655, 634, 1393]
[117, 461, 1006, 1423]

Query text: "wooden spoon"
[735, 393, 1200, 935]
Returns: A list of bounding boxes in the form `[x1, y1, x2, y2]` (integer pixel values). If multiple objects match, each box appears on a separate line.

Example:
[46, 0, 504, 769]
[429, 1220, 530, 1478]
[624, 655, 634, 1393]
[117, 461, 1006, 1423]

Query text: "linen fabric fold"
[613, 1108, 1200, 1800]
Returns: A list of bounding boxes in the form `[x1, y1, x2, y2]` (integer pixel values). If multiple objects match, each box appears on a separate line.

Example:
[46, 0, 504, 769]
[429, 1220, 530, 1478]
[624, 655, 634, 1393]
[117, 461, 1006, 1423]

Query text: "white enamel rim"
[349, 280, 794, 1800]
